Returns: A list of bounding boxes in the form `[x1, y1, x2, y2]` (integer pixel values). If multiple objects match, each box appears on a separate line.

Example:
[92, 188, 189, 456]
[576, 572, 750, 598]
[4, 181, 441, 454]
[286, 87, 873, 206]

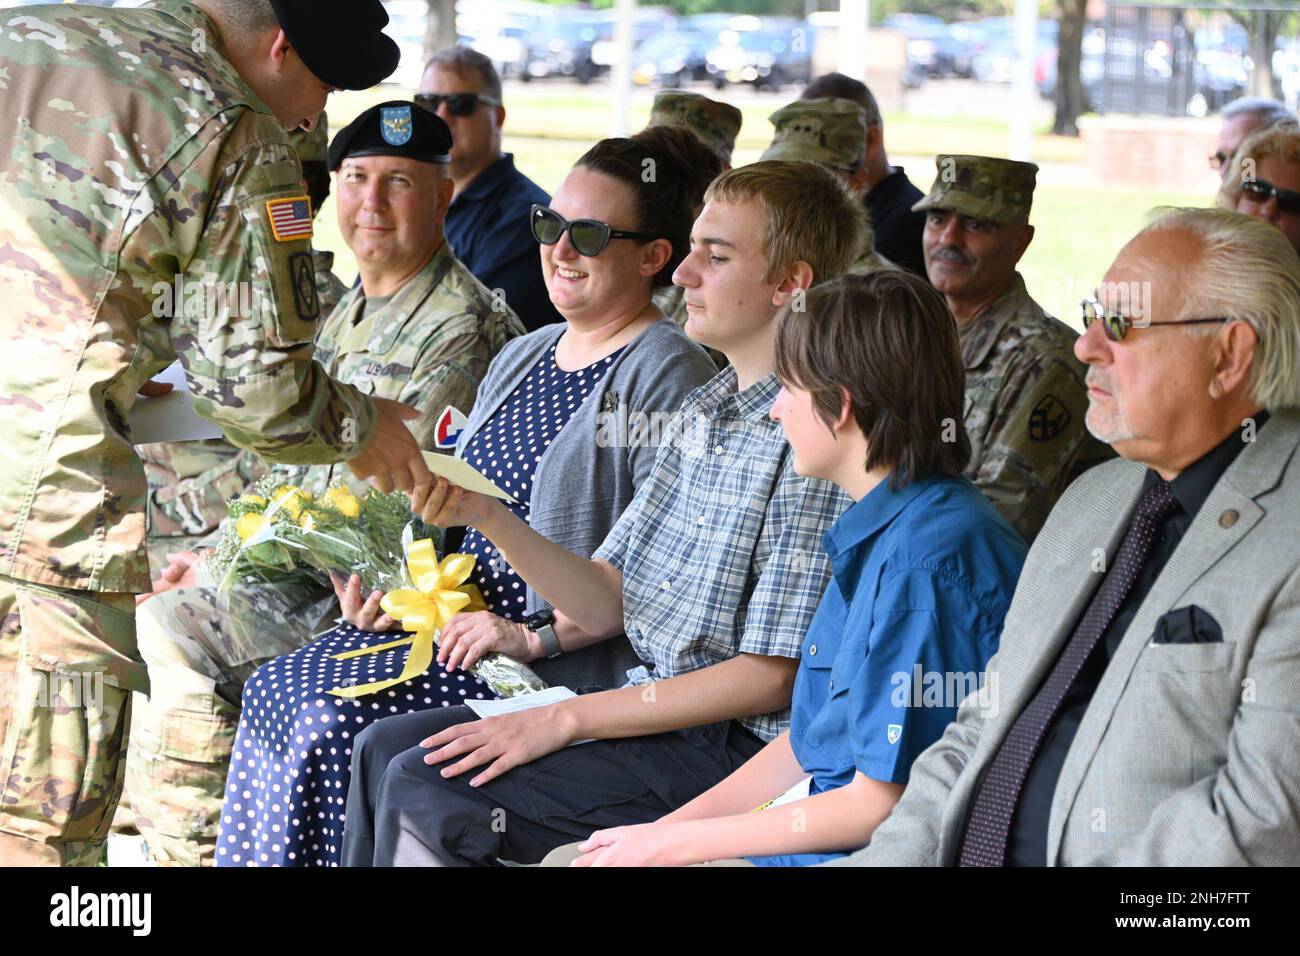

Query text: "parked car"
[633, 29, 712, 87]
[705, 23, 812, 92]
[521, 14, 612, 84]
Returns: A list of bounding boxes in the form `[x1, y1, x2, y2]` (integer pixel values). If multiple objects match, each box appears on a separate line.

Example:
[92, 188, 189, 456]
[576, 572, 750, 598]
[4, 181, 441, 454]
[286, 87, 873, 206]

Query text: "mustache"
[1086, 369, 1115, 392]
[930, 246, 973, 265]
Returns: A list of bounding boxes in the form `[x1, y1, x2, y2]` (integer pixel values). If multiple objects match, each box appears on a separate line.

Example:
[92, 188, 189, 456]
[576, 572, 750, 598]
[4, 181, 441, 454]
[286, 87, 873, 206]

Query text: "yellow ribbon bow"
[327, 540, 486, 698]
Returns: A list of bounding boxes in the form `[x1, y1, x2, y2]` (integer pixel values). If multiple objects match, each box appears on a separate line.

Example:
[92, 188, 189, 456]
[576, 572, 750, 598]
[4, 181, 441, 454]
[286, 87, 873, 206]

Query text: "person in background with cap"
[804, 73, 928, 279]
[0, 0, 430, 867]
[643, 91, 742, 334]
[915, 155, 1110, 544]
[760, 97, 899, 277]
[121, 101, 524, 867]
[134, 118, 348, 593]
[419, 47, 561, 332]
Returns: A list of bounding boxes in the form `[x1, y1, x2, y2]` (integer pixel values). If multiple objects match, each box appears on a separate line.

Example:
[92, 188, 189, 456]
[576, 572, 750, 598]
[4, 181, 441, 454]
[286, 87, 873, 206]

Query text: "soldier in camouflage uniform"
[0, 0, 431, 867]
[125, 101, 525, 866]
[914, 154, 1113, 543]
[760, 98, 899, 277]
[138, 119, 348, 579]
[645, 92, 742, 330]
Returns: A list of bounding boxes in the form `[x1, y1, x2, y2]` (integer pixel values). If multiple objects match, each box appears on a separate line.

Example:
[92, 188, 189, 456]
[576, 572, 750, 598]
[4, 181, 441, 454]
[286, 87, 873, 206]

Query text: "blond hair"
[1217, 126, 1300, 209]
[1142, 206, 1300, 410]
[703, 161, 866, 284]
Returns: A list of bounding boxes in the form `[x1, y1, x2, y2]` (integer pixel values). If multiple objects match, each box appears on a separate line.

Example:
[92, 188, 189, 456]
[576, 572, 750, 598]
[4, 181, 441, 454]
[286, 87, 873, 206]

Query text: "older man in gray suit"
[834, 206, 1300, 867]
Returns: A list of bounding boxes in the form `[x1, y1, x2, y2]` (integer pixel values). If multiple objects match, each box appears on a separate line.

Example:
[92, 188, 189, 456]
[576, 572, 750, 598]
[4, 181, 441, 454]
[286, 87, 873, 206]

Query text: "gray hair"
[1221, 96, 1296, 130]
[1141, 206, 1300, 411]
[423, 46, 503, 104]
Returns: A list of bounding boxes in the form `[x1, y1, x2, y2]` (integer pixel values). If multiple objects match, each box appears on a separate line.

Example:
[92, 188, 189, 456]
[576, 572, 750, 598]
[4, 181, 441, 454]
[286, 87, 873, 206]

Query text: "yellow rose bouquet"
[203, 477, 440, 657]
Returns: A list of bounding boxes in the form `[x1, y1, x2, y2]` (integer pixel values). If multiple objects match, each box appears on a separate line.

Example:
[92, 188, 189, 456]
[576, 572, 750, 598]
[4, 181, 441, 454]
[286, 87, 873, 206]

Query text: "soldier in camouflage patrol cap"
[916, 154, 1112, 544]
[0, 0, 427, 867]
[138, 116, 350, 580]
[124, 100, 525, 866]
[760, 99, 898, 277]
[648, 91, 743, 167]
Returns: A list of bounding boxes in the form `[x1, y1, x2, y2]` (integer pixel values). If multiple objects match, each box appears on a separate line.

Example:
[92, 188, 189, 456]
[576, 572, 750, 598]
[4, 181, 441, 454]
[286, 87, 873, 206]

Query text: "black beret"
[327, 101, 453, 170]
[269, 0, 400, 90]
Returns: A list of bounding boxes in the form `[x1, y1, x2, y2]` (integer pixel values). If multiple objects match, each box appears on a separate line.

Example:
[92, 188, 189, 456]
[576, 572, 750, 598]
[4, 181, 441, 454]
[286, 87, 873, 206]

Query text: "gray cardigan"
[453, 318, 718, 688]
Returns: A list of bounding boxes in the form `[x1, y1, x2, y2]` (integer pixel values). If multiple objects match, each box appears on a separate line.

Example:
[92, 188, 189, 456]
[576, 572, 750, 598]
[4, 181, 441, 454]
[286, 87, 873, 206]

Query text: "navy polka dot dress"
[460, 342, 623, 622]
[215, 343, 622, 867]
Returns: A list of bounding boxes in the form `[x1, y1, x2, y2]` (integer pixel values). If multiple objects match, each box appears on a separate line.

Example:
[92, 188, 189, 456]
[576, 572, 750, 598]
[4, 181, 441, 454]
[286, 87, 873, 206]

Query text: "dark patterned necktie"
[958, 478, 1179, 867]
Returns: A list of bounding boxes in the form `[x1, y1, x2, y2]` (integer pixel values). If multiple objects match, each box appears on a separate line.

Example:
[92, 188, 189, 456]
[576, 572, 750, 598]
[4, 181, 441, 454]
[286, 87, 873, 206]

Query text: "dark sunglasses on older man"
[1239, 176, 1300, 215]
[1080, 297, 1230, 343]
[530, 204, 662, 257]
[414, 92, 500, 117]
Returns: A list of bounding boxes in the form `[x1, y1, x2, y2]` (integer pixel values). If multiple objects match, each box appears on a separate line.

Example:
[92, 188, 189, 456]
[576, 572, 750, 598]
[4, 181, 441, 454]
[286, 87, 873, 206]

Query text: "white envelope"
[421, 451, 516, 503]
[129, 362, 224, 445]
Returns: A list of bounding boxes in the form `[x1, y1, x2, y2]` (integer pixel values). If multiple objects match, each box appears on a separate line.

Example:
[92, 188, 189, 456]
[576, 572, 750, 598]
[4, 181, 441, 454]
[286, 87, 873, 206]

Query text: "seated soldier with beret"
[123, 102, 525, 867]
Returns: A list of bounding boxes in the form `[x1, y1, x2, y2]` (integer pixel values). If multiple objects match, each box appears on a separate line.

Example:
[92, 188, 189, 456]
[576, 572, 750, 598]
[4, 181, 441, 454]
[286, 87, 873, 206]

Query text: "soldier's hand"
[137, 550, 203, 606]
[330, 572, 397, 631]
[346, 397, 431, 495]
[137, 379, 174, 398]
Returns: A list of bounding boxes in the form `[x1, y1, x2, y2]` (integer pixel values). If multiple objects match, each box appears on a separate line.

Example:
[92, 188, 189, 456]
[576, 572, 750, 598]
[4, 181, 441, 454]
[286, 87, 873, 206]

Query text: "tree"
[1229, 7, 1282, 99]
[424, 0, 457, 66]
[1053, 0, 1086, 135]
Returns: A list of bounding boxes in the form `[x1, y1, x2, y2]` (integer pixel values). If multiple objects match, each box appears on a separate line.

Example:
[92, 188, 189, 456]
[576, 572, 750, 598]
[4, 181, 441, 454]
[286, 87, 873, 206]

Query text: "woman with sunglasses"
[1218, 126, 1300, 256]
[214, 128, 720, 867]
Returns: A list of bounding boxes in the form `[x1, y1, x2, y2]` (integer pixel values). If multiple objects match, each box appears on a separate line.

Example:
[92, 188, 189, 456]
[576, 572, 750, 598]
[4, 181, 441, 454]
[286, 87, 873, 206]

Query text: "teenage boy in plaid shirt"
[340, 162, 865, 866]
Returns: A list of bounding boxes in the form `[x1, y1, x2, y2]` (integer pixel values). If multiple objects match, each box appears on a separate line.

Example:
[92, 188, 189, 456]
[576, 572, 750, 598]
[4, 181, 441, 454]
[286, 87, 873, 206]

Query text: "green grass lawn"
[316, 86, 1206, 331]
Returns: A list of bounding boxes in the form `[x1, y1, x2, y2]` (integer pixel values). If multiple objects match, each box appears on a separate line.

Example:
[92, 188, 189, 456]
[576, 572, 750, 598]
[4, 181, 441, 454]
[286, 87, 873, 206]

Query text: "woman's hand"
[438, 610, 537, 671]
[330, 571, 397, 631]
[571, 823, 696, 867]
[407, 476, 498, 530]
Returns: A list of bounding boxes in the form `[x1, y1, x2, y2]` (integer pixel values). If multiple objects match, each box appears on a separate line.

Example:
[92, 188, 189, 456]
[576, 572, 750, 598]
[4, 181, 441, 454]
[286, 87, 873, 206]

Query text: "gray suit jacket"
[834, 410, 1300, 866]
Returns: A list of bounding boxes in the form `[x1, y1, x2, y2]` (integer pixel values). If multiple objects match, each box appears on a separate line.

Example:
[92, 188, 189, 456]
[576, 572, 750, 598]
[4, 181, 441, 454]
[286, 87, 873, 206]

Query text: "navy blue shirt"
[865, 166, 928, 280]
[445, 153, 562, 332]
[750, 473, 1027, 866]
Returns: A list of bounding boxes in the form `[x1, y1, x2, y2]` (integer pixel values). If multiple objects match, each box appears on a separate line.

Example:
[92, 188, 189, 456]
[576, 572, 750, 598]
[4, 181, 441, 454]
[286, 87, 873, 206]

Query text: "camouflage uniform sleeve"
[402, 317, 499, 452]
[171, 119, 376, 465]
[967, 355, 1093, 543]
[149, 446, 267, 539]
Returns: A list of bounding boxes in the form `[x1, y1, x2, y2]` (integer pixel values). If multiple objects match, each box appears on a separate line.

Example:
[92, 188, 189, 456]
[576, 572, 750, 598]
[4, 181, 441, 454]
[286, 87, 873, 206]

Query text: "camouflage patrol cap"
[912, 154, 1039, 223]
[759, 98, 867, 169]
[289, 114, 329, 166]
[648, 91, 743, 165]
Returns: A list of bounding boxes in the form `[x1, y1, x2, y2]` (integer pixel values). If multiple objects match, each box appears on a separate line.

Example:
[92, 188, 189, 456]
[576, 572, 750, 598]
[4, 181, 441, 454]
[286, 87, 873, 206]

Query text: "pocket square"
[1151, 605, 1223, 645]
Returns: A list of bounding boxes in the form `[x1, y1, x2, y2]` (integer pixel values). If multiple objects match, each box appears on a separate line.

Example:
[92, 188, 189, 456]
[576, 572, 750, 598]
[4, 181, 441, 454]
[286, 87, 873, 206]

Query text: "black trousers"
[340, 698, 765, 867]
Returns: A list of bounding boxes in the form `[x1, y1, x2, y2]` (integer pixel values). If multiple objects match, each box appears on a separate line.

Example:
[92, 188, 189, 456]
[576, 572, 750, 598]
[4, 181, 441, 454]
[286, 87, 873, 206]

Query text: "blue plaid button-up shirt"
[594, 369, 851, 741]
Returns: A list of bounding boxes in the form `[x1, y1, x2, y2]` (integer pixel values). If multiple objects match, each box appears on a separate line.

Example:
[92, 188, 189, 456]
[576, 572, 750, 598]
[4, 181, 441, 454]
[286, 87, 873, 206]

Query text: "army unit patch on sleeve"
[288, 252, 321, 320]
[1029, 394, 1071, 442]
[266, 195, 314, 242]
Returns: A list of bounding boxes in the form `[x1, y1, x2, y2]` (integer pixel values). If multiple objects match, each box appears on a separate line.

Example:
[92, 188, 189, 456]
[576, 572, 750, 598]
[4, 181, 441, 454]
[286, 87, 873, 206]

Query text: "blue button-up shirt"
[751, 473, 1027, 866]
[445, 153, 562, 332]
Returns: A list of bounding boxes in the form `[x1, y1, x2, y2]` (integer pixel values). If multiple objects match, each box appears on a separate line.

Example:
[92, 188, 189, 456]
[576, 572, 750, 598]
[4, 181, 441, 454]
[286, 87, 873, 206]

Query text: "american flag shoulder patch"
[265, 195, 313, 242]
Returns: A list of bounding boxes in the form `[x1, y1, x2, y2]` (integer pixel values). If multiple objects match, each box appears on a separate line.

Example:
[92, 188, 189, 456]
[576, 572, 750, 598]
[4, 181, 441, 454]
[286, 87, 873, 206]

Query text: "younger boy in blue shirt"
[555, 270, 1028, 866]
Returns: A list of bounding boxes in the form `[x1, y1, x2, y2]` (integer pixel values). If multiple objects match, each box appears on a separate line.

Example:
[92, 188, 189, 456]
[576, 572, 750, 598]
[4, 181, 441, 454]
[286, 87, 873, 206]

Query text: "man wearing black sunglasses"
[419, 48, 561, 332]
